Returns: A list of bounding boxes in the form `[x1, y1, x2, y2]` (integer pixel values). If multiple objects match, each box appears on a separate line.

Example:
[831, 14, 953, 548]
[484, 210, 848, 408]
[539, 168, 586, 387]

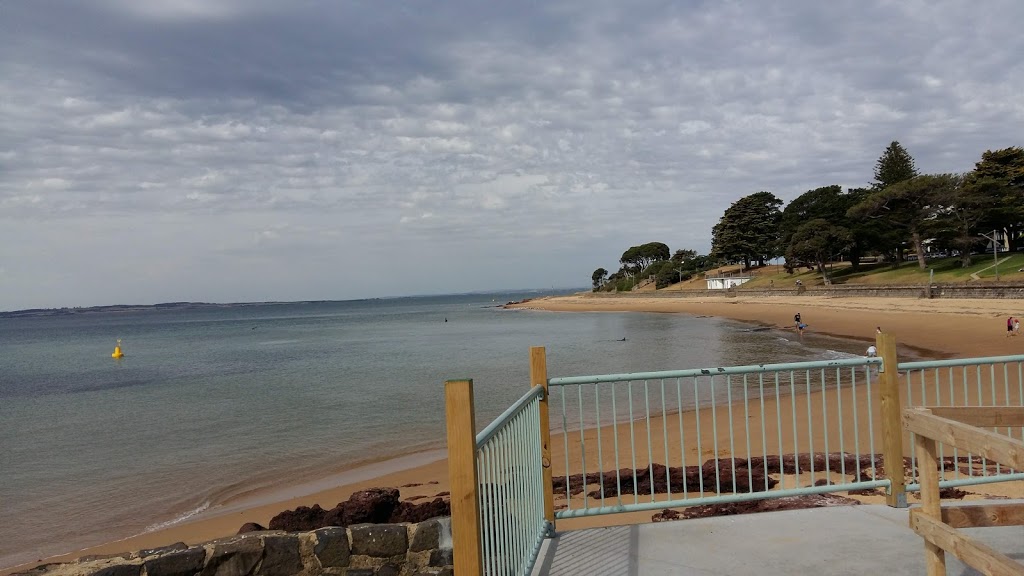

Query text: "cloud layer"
[2, 1, 1023, 309]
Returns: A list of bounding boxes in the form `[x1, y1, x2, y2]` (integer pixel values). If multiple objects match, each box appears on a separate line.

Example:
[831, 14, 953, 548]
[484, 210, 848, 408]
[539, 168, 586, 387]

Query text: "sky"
[2, 1, 1023, 310]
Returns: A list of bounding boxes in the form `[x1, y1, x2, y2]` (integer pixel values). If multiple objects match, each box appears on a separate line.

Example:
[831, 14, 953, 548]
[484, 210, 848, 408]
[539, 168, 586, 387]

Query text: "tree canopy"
[710, 191, 783, 269]
[873, 141, 919, 189]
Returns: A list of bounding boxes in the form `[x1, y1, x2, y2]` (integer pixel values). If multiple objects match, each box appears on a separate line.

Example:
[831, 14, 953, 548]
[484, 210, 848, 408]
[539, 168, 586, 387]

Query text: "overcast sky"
[2, 1, 1022, 310]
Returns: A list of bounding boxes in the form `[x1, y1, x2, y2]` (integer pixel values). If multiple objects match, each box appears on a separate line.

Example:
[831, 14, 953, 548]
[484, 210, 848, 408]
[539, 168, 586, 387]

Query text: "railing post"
[444, 379, 483, 576]
[530, 346, 555, 535]
[912, 410, 946, 575]
[877, 332, 907, 507]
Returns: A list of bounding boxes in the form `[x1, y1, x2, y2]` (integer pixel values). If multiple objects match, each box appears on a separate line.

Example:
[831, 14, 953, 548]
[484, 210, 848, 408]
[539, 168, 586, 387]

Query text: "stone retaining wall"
[592, 283, 1024, 299]
[15, 518, 453, 576]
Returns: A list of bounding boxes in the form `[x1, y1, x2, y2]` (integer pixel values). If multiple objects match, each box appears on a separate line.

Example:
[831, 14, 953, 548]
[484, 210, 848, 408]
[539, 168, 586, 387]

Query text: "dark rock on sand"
[651, 493, 860, 521]
[263, 488, 449, 533]
[236, 523, 266, 534]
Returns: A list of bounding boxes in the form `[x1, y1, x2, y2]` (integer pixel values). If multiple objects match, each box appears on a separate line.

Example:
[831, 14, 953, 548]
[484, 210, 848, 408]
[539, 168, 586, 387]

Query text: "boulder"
[268, 505, 326, 532]
[143, 548, 206, 576]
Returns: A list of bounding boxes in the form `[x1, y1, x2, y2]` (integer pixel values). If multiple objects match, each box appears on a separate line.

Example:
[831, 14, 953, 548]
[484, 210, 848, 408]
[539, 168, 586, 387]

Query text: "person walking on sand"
[1016, 318, 1021, 335]
[1009, 317, 1016, 337]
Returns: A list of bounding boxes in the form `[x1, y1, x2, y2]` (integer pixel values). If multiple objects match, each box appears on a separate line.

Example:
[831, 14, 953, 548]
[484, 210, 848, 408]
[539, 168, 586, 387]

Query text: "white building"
[705, 276, 751, 290]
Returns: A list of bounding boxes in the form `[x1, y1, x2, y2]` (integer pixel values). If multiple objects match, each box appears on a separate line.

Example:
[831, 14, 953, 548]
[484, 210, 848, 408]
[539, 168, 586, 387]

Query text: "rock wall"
[15, 518, 453, 576]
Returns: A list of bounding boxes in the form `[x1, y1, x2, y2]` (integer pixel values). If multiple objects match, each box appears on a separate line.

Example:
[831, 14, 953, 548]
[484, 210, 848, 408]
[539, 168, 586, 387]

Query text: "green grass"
[708, 253, 1024, 289]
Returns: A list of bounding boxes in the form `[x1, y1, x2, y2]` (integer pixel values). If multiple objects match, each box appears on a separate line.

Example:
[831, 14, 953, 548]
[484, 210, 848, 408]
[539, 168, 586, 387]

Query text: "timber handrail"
[902, 406, 1024, 575]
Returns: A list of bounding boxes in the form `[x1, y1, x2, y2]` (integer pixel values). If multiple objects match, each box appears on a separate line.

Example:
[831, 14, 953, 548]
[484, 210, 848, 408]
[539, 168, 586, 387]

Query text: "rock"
[429, 548, 453, 567]
[313, 527, 351, 568]
[349, 524, 408, 558]
[375, 564, 401, 576]
[408, 519, 441, 552]
[201, 536, 264, 576]
[939, 488, 969, 499]
[143, 547, 206, 576]
[135, 543, 188, 559]
[255, 536, 301, 576]
[237, 523, 266, 534]
[813, 479, 833, 487]
[652, 509, 682, 522]
[268, 505, 326, 532]
[337, 488, 401, 526]
[91, 565, 141, 576]
[390, 498, 450, 524]
[679, 493, 860, 519]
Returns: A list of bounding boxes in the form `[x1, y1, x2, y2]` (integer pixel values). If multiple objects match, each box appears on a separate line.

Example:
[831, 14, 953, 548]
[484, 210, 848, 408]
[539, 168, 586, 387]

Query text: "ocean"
[0, 292, 874, 568]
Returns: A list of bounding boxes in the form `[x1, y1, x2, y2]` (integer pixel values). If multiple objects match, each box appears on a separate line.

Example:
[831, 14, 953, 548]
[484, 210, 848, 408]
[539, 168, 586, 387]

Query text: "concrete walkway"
[532, 504, 1024, 575]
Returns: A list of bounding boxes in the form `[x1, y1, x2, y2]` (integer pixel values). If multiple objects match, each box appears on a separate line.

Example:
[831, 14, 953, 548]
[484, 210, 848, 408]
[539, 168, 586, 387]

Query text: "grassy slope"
[668, 253, 1024, 289]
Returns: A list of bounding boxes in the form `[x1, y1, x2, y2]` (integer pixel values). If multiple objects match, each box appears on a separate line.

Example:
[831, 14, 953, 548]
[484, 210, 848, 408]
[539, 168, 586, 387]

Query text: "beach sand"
[10, 294, 1024, 573]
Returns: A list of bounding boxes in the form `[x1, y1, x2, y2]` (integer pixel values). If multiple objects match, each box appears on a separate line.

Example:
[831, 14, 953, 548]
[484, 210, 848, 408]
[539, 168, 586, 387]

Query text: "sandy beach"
[11, 293, 1024, 573]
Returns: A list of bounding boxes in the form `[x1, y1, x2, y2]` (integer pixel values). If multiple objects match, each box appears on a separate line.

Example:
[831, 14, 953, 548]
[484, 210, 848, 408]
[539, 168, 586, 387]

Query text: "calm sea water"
[0, 292, 873, 568]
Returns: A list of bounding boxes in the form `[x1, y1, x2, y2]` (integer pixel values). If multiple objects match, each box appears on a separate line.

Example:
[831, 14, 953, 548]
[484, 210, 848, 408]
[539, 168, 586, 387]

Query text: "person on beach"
[866, 345, 877, 357]
[1009, 317, 1016, 337]
[1016, 318, 1021, 335]
[794, 312, 801, 329]
[876, 326, 882, 334]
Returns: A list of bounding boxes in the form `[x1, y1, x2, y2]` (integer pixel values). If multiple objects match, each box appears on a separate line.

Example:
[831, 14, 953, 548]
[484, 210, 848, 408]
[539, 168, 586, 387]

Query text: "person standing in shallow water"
[794, 312, 801, 328]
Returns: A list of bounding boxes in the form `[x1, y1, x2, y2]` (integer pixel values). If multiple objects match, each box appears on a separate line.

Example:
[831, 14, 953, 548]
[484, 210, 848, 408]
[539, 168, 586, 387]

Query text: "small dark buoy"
[445, 317, 448, 322]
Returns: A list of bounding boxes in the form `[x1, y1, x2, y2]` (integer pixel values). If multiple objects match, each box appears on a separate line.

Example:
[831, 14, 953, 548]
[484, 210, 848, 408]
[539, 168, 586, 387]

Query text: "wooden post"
[913, 414, 947, 575]
[530, 346, 555, 534]
[877, 332, 907, 507]
[445, 379, 483, 576]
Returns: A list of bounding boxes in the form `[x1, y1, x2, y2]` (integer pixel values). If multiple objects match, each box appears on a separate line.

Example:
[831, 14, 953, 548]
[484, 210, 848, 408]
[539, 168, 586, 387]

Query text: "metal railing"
[899, 355, 1024, 492]
[475, 385, 549, 576]
[547, 356, 891, 518]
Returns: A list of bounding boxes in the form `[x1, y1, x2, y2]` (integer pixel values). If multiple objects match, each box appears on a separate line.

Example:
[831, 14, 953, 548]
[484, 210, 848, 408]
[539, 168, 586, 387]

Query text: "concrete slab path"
[532, 504, 1024, 575]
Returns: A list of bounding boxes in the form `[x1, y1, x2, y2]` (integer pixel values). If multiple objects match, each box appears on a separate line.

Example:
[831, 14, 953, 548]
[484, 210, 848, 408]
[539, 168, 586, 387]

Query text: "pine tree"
[873, 141, 918, 190]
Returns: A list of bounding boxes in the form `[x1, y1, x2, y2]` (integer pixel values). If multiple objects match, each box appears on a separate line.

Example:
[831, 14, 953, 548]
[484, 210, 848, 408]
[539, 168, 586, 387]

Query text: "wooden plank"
[909, 510, 1024, 576]
[927, 406, 1024, 428]
[914, 430, 946, 575]
[942, 503, 1024, 528]
[444, 379, 483, 576]
[530, 346, 555, 531]
[877, 332, 906, 507]
[904, 408, 1024, 471]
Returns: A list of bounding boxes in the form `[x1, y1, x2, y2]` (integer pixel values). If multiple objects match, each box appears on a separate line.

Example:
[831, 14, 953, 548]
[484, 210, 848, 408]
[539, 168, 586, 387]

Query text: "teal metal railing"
[898, 354, 1024, 492]
[475, 385, 549, 576]
[547, 357, 888, 519]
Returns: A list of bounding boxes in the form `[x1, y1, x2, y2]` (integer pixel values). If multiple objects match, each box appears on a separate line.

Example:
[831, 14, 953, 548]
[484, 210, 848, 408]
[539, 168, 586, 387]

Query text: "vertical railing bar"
[867, 368, 876, 481]
[1018, 361, 1024, 455]
[774, 372, 784, 484]
[806, 369, 815, 484]
[694, 377, 705, 495]
[577, 385, 588, 509]
[821, 368, 830, 480]
[727, 375, 737, 493]
[498, 427, 512, 575]
[511, 414, 524, 573]
[611, 381, 622, 507]
[851, 366, 861, 481]
[759, 373, 769, 492]
[660, 379, 671, 501]
[964, 366, 973, 478]
[560, 386, 570, 510]
[949, 367, 959, 481]
[790, 370, 800, 487]
[644, 380, 655, 503]
[742, 374, 753, 492]
[710, 375, 721, 494]
[991, 364, 1001, 475]
[595, 383, 605, 506]
[837, 367, 846, 477]
[677, 378, 688, 500]
[977, 365, 984, 476]
[480, 445, 494, 576]
[628, 381, 638, 504]
[907, 368, 917, 484]
[1004, 364, 1012, 464]
[934, 367, 945, 482]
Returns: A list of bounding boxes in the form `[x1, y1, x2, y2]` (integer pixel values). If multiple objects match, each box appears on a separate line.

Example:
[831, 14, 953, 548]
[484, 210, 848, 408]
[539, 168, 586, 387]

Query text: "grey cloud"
[2, 1, 1023, 309]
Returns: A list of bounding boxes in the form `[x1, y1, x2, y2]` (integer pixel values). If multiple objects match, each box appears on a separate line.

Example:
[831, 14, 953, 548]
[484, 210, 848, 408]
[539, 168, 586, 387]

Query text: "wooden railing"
[903, 406, 1024, 576]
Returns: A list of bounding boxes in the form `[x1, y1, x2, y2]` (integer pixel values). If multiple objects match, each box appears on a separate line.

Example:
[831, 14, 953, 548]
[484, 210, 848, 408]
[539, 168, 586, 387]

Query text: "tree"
[873, 141, 919, 190]
[786, 219, 853, 284]
[849, 174, 956, 270]
[671, 248, 697, 264]
[710, 191, 783, 270]
[779, 185, 866, 268]
[968, 147, 1024, 251]
[619, 242, 670, 272]
[591, 268, 608, 290]
[928, 174, 987, 267]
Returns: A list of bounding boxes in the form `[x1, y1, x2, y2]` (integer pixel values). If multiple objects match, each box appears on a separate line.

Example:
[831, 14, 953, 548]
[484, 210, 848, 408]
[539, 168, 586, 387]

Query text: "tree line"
[592, 142, 1023, 291]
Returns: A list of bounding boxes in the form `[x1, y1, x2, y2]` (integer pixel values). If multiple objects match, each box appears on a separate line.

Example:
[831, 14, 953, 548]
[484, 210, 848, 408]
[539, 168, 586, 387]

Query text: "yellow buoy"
[112, 339, 124, 359]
